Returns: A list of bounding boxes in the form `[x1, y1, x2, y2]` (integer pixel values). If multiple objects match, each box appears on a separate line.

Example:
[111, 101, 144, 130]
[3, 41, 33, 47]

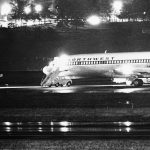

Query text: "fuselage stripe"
[68, 59, 150, 66]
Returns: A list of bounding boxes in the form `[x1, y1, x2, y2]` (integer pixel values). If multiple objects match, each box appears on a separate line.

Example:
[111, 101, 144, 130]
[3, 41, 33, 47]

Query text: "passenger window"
[78, 62, 81, 65]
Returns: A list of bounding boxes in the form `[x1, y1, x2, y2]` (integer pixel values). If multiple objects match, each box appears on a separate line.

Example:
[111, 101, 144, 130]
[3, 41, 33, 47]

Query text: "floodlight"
[86, 15, 101, 26]
[112, 1, 123, 15]
[24, 6, 31, 14]
[35, 4, 42, 13]
[1, 3, 12, 16]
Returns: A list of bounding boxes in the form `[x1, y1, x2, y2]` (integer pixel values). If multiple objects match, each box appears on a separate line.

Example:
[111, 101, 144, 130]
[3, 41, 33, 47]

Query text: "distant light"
[17, 127, 22, 131]
[35, 4, 42, 13]
[17, 122, 22, 125]
[14, 3, 18, 7]
[3, 122, 12, 126]
[0, 74, 3, 78]
[87, 15, 101, 26]
[1, 3, 12, 15]
[58, 54, 69, 68]
[12, 1, 18, 7]
[112, 1, 123, 15]
[60, 54, 68, 60]
[51, 121, 54, 126]
[38, 122, 42, 125]
[24, 6, 31, 14]
[38, 127, 43, 132]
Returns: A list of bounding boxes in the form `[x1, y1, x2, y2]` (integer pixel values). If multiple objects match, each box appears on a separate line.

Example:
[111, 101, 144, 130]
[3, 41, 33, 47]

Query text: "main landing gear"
[132, 79, 143, 87]
[126, 78, 143, 87]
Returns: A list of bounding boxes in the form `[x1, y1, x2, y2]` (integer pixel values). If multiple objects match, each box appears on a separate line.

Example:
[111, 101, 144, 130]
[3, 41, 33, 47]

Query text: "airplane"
[42, 51, 150, 87]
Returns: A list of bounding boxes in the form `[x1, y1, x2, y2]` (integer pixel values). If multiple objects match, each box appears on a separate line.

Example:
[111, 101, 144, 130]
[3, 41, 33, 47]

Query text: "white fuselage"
[45, 52, 150, 78]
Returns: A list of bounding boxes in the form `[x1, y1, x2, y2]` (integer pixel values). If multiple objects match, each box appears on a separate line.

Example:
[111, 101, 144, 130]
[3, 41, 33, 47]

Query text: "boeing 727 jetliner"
[42, 52, 150, 87]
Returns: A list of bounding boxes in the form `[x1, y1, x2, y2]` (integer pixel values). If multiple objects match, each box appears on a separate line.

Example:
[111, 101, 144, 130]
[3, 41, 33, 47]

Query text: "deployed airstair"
[41, 68, 60, 87]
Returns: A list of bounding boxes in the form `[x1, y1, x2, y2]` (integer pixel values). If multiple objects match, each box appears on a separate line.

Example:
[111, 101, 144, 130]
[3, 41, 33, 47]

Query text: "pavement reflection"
[0, 121, 150, 137]
[0, 84, 150, 93]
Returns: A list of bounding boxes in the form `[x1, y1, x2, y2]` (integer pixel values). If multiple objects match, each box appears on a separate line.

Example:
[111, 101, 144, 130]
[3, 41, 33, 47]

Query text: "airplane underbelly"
[59, 63, 150, 78]
[63, 65, 114, 77]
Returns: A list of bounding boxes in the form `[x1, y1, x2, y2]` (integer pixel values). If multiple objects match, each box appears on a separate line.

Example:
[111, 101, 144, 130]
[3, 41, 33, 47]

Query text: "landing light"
[116, 65, 134, 75]
[57, 54, 69, 67]
[43, 66, 49, 75]
[59, 54, 68, 60]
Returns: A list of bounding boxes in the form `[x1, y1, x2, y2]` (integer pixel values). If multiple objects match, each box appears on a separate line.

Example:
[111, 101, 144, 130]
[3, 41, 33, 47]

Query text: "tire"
[138, 79, 143, 86]
[55, 83, 59, 87]
[66, 81, 71, 87]
[132, 79, 143, 87]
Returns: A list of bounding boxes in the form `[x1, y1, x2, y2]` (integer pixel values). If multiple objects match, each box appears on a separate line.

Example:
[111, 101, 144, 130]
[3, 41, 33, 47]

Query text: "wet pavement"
[0, 84, 150, 108]
[1, 84, 150, 93]
[0, 121, 150, 138]
[0, 84, 150, 138]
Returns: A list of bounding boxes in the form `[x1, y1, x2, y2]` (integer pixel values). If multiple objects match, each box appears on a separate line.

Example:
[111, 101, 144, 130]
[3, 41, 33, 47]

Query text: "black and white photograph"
[0, 0, 150, 149]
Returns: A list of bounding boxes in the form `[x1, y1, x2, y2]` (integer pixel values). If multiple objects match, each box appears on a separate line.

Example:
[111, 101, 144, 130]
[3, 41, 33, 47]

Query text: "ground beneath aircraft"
[0, 84, 150, 120]
[0, 84, 150, 149]
[1, 84, 150, 93]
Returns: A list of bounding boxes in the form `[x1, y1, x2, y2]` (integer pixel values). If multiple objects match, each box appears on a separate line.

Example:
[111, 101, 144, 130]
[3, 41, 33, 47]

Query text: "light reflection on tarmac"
[0, 84, 150, 93]
[1, 120, 150, 137]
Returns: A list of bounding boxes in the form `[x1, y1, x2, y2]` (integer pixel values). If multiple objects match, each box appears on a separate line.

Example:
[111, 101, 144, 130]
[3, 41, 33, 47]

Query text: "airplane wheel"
[132, 79, 143, 87]
[138, 79, 143, 86]
[55, 83, 59, 87]
[60, 84, 63, 87]
[66, 81, 71, 87]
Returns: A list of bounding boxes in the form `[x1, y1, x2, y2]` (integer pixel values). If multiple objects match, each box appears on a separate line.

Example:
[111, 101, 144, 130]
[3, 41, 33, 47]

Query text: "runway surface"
[0, 84, 150, 108]
[1, 84, 150, 93]
[1, 84, 150, 138]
